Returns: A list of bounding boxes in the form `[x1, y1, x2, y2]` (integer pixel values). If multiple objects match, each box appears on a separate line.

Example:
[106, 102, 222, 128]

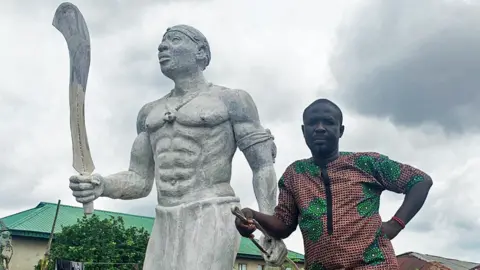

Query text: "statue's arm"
[229, 89, 277, 214]
[101, 105, 155, 200]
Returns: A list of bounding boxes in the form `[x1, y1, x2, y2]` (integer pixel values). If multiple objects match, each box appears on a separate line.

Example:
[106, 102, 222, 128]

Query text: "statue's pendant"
[163, 88, 203, 124]
[163, 111, 176, 123]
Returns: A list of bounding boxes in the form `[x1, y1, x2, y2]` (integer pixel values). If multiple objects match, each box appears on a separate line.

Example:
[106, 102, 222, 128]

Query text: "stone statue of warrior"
[69, 24, 287, 269]
[0, 230, 12, 270]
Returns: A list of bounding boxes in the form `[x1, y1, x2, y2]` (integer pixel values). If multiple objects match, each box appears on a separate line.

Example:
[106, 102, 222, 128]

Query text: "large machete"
[52, 2, 96, 215]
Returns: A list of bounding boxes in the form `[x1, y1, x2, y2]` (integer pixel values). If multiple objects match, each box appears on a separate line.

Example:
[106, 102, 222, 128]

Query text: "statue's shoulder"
[210, 84, 256, 107]
[136, 92, 171, 133]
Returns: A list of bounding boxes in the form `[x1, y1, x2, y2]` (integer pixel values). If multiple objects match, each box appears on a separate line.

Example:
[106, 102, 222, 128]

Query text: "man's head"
[158, 25, 211, 79]
[302, 99, 344, 158]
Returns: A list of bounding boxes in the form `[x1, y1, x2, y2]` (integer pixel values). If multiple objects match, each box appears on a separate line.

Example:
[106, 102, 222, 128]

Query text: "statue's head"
[158, 25, 211, 79]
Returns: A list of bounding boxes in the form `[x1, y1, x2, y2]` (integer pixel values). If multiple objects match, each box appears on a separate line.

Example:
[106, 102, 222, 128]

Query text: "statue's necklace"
[163, 86, 208, 123]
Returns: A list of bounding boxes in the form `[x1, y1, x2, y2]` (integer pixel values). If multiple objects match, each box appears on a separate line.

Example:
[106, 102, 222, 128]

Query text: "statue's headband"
[164, 25, 211, 67]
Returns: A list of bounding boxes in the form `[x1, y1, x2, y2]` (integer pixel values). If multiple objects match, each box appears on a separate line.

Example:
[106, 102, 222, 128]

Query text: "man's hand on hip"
[381, 220, 403, 240]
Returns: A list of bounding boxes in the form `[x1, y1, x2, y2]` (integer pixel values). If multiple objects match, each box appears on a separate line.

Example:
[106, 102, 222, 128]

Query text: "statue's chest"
[145, 95, 229, 133]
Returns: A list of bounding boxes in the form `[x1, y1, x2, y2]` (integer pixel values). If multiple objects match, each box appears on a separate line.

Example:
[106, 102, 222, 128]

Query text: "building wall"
[235, 258, 267, 270]
[8, 236, 304, 270]
[9, 236, 48, 270]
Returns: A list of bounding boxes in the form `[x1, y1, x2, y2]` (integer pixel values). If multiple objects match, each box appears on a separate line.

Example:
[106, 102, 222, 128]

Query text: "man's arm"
[229, 89, 277, 214]
[372, 153, 433, 225]
[237, 166, 299, 239]
[257, 168, 300, 239]
[101, 105, 155, 200]
[392, 178, 432, 225]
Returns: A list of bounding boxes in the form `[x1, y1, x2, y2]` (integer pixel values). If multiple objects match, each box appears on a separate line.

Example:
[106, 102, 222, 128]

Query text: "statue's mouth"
[159, 55, 171, 63]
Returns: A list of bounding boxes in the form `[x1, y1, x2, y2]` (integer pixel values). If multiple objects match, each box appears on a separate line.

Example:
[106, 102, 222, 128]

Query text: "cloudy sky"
[2, 0, 480, 263]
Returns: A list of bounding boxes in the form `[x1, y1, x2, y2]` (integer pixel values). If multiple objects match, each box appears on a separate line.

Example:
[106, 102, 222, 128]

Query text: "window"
[238, 263, 247, 270]
[257, 265, 264, 270]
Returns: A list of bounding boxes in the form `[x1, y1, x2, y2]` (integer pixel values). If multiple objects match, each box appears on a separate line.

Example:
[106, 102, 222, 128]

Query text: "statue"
[0, 229, 12, 270]
[69, 24, 287, 269]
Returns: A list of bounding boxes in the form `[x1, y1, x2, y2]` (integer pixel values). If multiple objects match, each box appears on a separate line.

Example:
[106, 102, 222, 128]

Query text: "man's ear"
[339, 125, 345, 138]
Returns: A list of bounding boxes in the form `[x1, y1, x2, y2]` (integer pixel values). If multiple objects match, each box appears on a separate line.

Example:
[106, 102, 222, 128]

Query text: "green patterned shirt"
[273, 152, 429, 270]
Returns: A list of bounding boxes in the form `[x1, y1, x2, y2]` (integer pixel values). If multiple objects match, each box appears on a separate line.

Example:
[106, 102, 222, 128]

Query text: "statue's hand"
[260, 236, 288, 267]
[69, 174, 104, 204]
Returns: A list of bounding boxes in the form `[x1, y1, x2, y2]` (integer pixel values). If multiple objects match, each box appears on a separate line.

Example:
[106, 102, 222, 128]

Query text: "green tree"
[35, 215, 149, 270]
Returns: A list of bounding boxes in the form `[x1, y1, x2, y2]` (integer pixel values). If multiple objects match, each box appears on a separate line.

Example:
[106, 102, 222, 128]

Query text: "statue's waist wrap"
[143, 196, 242, 270]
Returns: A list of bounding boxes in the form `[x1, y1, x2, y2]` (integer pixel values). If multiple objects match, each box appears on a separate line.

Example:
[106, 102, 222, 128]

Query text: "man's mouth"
[313, 137, 327, 143]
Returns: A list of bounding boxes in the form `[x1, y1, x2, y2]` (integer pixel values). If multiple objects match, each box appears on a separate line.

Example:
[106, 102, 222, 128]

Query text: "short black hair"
[303, 98, 343, 124]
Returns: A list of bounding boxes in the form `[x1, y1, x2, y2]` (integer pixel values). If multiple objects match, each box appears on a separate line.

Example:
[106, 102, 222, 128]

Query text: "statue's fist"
[69, 174, 104, 204]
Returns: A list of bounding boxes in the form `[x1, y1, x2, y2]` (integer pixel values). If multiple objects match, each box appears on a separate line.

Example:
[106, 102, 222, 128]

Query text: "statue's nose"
[158, 43, 169, 53]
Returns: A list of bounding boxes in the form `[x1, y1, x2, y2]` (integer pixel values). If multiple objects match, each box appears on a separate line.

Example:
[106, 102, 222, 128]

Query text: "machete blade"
[53, 2, 95, 214]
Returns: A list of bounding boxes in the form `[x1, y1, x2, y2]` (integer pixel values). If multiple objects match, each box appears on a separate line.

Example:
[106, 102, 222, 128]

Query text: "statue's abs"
[148, 107, 237, 206]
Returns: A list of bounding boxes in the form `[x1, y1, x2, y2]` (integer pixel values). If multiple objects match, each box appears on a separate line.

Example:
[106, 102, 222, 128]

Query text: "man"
[235, 99, 433, 270]
[68, 24, 286, 270]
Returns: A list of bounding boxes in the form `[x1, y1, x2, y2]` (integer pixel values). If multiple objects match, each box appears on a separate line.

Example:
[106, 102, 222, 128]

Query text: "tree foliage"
[35, 215, 149, 270]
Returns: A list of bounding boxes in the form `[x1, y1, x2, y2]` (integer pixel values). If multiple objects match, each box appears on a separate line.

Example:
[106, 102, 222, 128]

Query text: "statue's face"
[158, 30, 201, 78]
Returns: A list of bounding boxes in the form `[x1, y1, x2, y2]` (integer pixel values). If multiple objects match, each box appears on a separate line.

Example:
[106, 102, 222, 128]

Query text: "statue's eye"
[172, 37, 181, 44]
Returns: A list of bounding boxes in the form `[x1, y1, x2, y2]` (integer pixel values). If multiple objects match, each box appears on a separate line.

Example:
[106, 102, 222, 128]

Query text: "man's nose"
[314, 123, 326, 133]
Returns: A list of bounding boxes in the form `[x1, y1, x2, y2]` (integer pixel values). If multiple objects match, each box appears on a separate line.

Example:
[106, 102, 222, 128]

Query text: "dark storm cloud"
[330, 0, 480, 134]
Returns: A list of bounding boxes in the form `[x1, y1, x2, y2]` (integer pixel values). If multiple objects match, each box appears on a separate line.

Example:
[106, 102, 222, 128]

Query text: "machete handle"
[83, 201, 94, 215]
[80, 173, 98, 215]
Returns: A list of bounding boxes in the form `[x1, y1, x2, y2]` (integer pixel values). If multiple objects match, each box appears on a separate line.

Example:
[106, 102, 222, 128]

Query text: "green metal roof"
[1, 202, 304, 262]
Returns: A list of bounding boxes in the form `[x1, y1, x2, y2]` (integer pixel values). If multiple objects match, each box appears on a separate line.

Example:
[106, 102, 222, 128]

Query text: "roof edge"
[469, 264, 480, 270]
[10, 230, 50, 239]
[0, 205, 41, 222]
[396, 251, 415, 257]
[398, 251, 480, 267]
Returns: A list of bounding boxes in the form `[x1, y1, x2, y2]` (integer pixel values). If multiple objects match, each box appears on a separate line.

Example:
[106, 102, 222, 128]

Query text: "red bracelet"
[391, 216, 406, 229]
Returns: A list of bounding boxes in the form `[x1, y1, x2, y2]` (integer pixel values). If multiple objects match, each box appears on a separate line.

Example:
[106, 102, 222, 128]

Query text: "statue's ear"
[196, 45, 207, 59]
[196, 45, 209, 69]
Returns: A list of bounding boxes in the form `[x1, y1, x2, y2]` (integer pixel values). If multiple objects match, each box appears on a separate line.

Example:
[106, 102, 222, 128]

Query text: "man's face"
[158, 30, 200, 78]
[302, 103, 344, 156]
